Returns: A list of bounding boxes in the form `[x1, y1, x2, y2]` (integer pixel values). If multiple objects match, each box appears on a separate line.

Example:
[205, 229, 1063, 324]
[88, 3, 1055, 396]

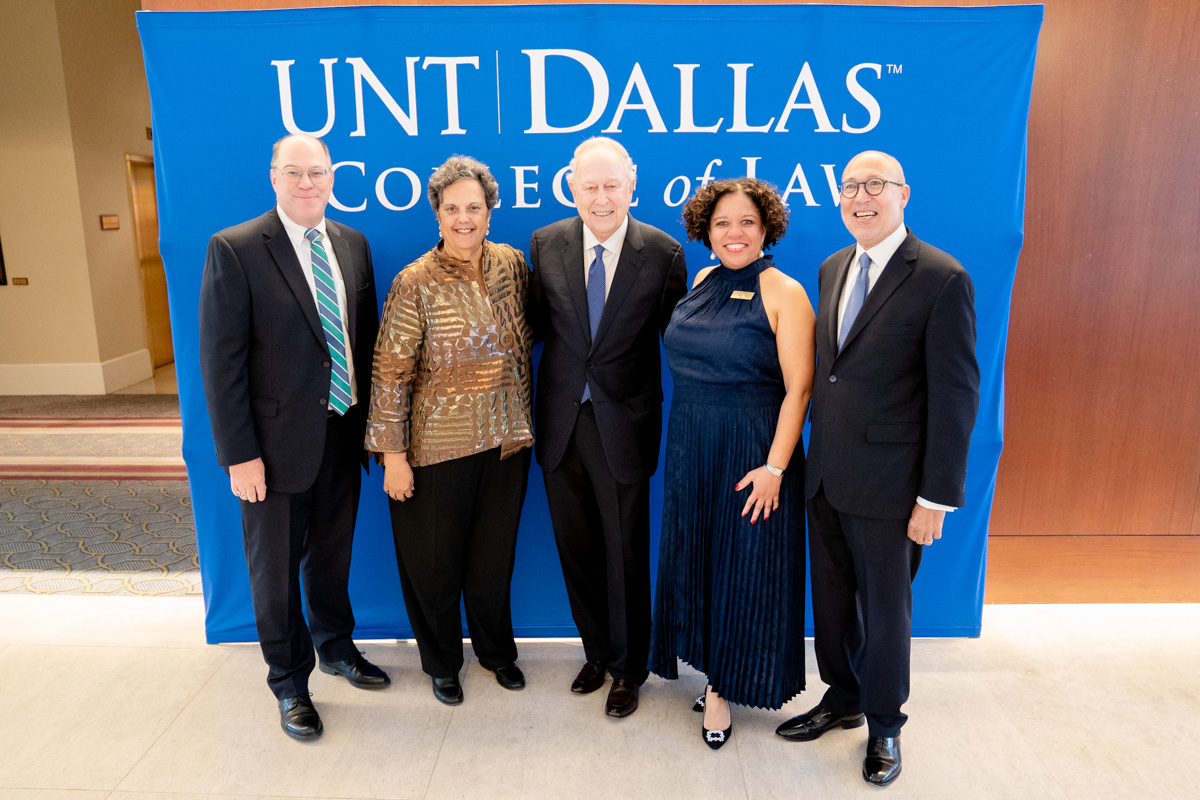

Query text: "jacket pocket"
[866, 423, 920, 443]
[251, 397, 279, 417]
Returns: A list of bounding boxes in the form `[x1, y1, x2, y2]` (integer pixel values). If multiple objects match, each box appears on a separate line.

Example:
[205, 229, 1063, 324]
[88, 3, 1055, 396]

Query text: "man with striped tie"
[199, 133, 386, 742]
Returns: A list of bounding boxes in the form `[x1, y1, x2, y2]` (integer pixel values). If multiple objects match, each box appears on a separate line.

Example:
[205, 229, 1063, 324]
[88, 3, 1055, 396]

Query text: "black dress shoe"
[775, 703, 865, 741]
[570, 660, 607, 694]
[692, 692, 706, 712]
[492, 663, 526, 690]
[278, 694, 322, 741]
[702, 718, 732, 750]
[432, 676, 463, 705]
[863, 736, 902, 786]
[604, 678, 639, 717]
[319, 652, 391, 690]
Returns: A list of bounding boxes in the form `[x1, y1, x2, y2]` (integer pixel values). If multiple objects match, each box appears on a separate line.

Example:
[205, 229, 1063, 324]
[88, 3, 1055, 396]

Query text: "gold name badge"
[730, 290, 755, 300]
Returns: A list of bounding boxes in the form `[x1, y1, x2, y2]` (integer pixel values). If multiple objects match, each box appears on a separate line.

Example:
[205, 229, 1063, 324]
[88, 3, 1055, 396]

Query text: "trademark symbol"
[887, 64, 903, 74]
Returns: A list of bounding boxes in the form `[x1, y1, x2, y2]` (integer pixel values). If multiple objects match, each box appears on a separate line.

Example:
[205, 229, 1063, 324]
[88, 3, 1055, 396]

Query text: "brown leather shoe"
[570, 660, 607, 694]
[604, 678, 639, 717]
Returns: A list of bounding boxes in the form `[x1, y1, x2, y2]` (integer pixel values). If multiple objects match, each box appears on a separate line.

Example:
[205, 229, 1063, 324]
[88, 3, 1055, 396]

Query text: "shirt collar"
[582, 213, 630, 253]
[855, 222, 908, 269]
[276, 204, 327, 247]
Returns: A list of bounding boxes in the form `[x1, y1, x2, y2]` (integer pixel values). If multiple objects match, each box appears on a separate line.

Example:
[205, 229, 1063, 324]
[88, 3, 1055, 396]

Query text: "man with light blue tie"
[199, 134, 388, 742]
[778, 151, 979, 787]
[528, 137, 687, 718]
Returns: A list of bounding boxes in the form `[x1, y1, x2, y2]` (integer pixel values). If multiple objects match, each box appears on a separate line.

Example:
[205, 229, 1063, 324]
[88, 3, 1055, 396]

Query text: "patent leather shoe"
[604, 678, 639, 717]
[493, 663, 526, 690]
[775, 703, 865, 741]
[432, 676, 463, 705]
[863, 736, 902, 786]
[570, 660, 607, 694]
[278, 694, 322, 741]
[319, 652, 391, 690]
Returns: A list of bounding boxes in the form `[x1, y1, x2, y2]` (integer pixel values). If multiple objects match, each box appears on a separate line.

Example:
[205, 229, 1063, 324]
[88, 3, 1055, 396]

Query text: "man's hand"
[907, 503, 945, 546]
[230, 458, 266, 503]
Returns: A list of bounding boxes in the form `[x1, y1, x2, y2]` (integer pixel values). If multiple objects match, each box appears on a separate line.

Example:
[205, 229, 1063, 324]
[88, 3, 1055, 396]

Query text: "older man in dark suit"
[776, 151, 979, 786]
[199, 133, 388, 742]
[529, 137, 687, 718]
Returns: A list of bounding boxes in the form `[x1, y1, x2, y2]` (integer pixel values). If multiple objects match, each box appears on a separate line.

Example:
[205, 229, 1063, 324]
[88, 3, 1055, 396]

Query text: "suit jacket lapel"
[838, 231, 917, 354]
[591, 216, 643, 353]
[325, 220, 357, 351]
[558, 218, 593, 346]
[263, 209, 325, 346]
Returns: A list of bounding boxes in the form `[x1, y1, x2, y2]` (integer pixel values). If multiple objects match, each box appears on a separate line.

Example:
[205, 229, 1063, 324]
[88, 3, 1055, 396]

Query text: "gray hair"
[270, 133, 330, 166]
[427, 155, 500, 211]
[568, 137, 636, 184]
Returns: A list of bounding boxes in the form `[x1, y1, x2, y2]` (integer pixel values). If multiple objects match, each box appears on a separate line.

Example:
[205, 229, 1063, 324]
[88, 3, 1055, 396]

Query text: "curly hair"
[681, 178, 789, 250]
[427, 155, 500, 212]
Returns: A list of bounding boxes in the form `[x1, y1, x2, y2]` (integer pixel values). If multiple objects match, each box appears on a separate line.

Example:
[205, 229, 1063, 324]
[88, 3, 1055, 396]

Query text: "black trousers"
[807, 485, 924, 737]
[543, 402, 651, 684]
[240, 410, 362, 700]
[388, 446, 530, 679]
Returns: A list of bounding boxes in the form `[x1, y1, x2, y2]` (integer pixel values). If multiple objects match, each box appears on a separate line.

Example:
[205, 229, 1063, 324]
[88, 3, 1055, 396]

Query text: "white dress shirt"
[276, 205, 357, 406]
[581, 213, 630, 300]
[836, 222, 953, 513]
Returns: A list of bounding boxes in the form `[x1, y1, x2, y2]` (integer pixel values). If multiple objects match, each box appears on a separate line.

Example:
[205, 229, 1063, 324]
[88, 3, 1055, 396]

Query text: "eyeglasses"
[839, 179, 903, 199]
[273, 166, 331, 185]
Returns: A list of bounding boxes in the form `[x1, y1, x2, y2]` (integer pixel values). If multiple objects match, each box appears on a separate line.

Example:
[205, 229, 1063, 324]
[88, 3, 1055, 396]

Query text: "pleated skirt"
[649, 382, 806, 709]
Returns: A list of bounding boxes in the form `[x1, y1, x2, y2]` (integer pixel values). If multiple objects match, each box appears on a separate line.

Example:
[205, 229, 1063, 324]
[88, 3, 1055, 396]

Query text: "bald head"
[840, 150, 910, 249]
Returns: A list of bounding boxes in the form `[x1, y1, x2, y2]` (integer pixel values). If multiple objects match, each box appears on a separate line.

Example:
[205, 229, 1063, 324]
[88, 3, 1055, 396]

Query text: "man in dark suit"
[199, 134, 388, 742]
[529, 137, 687, 718]
[776, 151, 979, 786]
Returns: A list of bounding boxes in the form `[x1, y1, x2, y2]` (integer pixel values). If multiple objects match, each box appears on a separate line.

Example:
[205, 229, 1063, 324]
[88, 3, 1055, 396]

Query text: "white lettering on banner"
[273, 58, 338, 137]
[728, 64, 775, 133]
[674, 65, 724, 133]
[422, 56, 480, 135]
[376, 167, 422, 211]
[524, 49, 610, 133]
[602, 63, 668, 133]
[512, 166, 541, 208]
[775, 62, 837, 133]
[316, 160, 840, 212]
[329, 162, 368, 212]
[843, 63, 883, 133]
[348, 56, 420, 136]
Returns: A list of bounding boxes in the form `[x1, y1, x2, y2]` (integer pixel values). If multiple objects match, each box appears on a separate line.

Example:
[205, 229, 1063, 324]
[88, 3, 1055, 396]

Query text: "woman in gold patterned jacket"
[366, 155, 533, 706]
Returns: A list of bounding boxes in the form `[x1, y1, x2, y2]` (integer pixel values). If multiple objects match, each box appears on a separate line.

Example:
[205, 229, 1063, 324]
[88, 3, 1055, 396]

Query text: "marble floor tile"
[0, 644, 230, 792]
[0, 791, 109, 800]
[0, 594, 207, 647]
[114, 642, 443, 800]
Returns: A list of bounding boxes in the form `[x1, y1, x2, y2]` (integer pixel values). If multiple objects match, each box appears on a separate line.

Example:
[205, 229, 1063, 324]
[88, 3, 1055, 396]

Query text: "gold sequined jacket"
[365, 240, 534, 466]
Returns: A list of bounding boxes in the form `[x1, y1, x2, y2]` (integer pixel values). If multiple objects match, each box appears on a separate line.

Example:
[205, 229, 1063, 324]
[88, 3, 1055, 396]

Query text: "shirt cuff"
[916, 496, 957, 513]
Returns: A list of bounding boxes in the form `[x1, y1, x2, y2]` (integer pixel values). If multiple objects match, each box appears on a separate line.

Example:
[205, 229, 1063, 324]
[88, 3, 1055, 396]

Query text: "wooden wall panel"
[140, 0, 1200, 601]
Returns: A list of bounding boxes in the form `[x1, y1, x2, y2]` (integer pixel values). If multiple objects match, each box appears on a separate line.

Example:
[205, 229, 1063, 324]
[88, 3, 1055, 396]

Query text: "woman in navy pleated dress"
[650, 178, 816, 749]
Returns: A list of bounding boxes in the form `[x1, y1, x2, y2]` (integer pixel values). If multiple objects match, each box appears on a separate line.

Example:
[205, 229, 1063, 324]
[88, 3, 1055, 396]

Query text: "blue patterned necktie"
[305, 228, 351, 415]
[581, 243, 606, 402]
[838, 251, 872, 351]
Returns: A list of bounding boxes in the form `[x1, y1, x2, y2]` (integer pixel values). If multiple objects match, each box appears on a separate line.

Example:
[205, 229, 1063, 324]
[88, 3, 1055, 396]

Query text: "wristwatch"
[764, 463, 784, 477]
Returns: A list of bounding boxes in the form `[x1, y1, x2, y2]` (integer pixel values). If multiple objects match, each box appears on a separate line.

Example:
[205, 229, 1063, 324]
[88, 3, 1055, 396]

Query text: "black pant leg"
[388, 454, 477, 678]
[544, 411, 612, 667]
[807, 486, 865, 716]
[241, 488, 314, 700]
[302, 410, 362, 664]
[461, 447, 530, 669]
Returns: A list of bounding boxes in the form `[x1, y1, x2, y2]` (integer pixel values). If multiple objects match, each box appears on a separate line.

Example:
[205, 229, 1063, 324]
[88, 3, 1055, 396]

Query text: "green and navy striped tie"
[305, 228, 351, 415]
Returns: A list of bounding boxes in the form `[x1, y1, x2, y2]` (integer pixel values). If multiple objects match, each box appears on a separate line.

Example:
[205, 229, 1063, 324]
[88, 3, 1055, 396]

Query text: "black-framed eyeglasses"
[839, 179, 903, 199]
[273, 166, 331, 185]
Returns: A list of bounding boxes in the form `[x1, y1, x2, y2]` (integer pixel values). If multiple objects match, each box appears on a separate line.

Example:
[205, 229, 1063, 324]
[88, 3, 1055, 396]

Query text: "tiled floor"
[114, 363, 178, 395]
[0, 597, 1195, 799]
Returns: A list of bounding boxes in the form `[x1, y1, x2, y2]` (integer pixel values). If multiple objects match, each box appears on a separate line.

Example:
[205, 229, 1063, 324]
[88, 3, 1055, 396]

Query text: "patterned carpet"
[0, 395, 200, 596]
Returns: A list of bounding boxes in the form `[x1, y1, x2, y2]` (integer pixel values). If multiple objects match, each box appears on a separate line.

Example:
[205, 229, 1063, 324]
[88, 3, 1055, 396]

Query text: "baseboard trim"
[0, 349, 152, 395]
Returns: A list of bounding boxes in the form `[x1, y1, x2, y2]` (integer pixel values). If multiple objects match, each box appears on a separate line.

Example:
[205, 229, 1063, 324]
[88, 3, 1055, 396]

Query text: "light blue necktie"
[838, 251, 872, 351]
[581, 243, 606, 402]
[305, 228, 351, 415]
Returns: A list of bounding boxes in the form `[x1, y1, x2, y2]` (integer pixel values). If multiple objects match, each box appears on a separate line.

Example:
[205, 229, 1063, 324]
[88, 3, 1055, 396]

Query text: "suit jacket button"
[319, 397, 327, 406]
[829, 375, 837, 383]
[323, 361, 331, 368]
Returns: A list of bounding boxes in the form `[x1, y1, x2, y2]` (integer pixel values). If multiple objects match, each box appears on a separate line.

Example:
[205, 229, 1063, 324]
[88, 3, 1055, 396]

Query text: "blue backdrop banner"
[137, 3, 1042, 641]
